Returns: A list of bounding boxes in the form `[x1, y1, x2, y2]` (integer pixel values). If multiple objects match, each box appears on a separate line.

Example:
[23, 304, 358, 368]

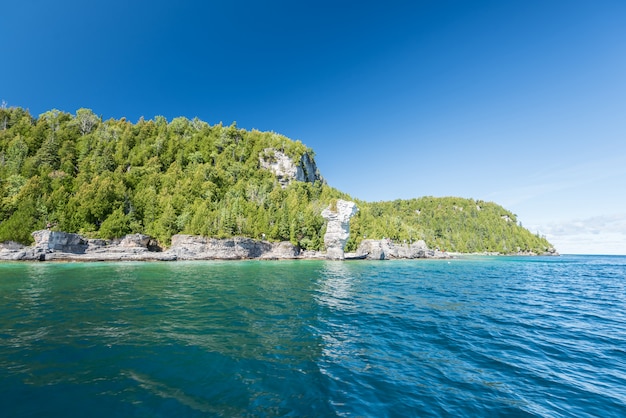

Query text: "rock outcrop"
[0, 241, 29, 260]
[0, 230, 300, 261]
[15, 230, 174, 261]
[0, 228, 458, 262]
[544, 247, 559, 256]
[259, 149, 322, 188]
[168, 235, 300, 260]
[321, 200, 358, 260]
[32, 230, 87, 253]
[356, 239, 451, 260]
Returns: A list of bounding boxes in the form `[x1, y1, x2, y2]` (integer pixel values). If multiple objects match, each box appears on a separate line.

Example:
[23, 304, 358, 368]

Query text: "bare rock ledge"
[0, 230, 452, 262]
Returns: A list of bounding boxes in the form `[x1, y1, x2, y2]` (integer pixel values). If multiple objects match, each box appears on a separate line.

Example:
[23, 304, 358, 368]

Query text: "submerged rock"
[321, 200, 358, 260]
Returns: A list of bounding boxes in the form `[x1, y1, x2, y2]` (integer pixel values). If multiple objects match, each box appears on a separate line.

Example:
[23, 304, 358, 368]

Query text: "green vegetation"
[345, 197, 551, 253]
[0, 106, 553, 253]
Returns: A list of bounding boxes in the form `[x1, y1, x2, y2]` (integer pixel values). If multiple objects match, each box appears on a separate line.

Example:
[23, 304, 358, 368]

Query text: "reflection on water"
[1, 257, 625, 417]
[1, 261, 336, 416]
[317, 261, 355, 311]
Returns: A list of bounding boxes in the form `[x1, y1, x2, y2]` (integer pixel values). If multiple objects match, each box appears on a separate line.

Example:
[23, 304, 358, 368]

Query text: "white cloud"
[535, 213, 626, 255]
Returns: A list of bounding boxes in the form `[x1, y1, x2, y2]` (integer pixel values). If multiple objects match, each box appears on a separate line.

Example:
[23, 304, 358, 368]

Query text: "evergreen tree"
[0, 106, 554, 253]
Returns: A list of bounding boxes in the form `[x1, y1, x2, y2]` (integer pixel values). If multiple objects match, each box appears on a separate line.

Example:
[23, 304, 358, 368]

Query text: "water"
[1, 256, 625, 417]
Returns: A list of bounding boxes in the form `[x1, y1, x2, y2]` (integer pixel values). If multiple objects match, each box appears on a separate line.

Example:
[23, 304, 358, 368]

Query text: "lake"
[1, 255, 625, 417]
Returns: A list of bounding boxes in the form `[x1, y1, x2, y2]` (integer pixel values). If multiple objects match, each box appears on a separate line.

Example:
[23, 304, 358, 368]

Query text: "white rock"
[259, 149, 322, 188]
[321, 200, 358, 260]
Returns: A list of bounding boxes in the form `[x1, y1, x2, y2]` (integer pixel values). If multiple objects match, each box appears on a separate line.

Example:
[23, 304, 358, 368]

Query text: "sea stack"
[321, 199, 358, 260]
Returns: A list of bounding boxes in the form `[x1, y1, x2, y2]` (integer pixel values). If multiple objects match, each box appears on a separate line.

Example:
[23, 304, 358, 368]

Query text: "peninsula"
[0, 107, 556, 259]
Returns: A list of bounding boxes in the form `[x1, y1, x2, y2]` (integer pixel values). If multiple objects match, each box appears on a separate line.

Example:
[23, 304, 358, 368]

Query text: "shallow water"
[1, 256, 625, 417]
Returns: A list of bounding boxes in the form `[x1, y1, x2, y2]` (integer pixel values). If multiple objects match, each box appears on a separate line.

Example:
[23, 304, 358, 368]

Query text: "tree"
[5, 136, 28, 174]
[99, 207, 131, 239]
[73, 108, 99, 135]
[0, 107, 555, 253]
[1, 100, 8, 130]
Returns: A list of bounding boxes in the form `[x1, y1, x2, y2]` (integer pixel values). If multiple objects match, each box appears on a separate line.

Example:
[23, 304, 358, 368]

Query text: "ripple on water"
[0, 256, 625, 417]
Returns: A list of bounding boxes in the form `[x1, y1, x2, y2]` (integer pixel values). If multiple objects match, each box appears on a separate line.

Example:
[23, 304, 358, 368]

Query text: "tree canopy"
[0, 106, 553, 254]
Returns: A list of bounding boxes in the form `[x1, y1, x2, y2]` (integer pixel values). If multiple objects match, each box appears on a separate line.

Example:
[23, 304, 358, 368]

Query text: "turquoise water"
[1, 256, 625, 417]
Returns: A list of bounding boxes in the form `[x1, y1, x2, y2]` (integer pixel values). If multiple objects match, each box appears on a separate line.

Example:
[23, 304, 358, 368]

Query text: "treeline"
[0, 106, 553, 253]
[345, 197, 551, 253]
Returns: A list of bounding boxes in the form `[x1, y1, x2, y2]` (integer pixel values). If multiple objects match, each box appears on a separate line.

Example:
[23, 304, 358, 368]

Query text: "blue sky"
[2, 1, 625, 254]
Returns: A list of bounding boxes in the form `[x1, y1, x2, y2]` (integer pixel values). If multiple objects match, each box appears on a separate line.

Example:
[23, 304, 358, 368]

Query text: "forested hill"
[0, 107, 553, 254]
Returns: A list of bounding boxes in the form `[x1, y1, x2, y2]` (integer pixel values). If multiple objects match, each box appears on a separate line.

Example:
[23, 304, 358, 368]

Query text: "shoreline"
[0, 230, 557, 263]
[0, 230, 461, 262]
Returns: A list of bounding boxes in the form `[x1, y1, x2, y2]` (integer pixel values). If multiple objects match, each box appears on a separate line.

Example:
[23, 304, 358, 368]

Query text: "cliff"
[259, 149, 322, 188]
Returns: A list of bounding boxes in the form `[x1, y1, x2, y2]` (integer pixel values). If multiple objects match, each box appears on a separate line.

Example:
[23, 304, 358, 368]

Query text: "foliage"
[344, 197, 552, 253]
[0, 106, 553, 253]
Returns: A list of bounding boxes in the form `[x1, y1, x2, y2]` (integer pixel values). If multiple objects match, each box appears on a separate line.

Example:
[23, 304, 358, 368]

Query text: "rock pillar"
[321, 200, 358, 260]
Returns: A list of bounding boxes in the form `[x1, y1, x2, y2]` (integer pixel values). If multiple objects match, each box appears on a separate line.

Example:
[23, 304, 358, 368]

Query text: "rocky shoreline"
[0, 230, 453, 262]
[0, 198, 558, 262]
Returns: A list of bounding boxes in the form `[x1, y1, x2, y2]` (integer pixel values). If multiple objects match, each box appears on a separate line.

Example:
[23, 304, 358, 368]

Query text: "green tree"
[99, 207, 131, 239]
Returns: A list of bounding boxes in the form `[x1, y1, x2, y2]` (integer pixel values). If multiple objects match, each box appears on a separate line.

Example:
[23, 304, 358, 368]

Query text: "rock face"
[169, 235, 300, 260]
[119, 234, 152, 248]
[259, 149, 322, 188]
[0, 230, 170, 261]
[32, 230, 87, 253]
[356, 239, 449, 260]
[544, 247, 559, 256]
[0, 230, 300, 261]
[0, 228, 553, 262]
[321, 200, 358, 260]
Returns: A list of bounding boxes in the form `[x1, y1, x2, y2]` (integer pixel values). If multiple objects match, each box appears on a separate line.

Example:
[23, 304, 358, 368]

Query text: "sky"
[2, 0, 625, 254]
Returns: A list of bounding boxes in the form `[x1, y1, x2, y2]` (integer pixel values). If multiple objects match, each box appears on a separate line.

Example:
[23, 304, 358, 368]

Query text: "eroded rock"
[356, 239, 450, 260]
[32, 230, 87, 253]
[259, 149, 322, 188]
[321, 200, 358, 260]
[168, 235, 300, 260]
[357, 239, 423, 259]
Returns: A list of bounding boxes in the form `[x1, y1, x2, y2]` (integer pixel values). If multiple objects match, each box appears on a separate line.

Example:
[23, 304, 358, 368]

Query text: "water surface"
[1, 256, 625, 416]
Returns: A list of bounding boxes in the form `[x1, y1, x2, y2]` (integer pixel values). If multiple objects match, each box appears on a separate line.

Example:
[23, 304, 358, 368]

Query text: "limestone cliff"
[168, 235, 300, 260]
[0, 230, 300, 261]
[32, 230, 88, 253]
[321, 200, 358, 260]
[259, 149, 322, 188]
[356, 239, 450, 260]
[0, 229, 456, 262]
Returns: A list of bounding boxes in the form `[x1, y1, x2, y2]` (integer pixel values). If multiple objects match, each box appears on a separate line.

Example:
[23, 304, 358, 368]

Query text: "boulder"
[32, 230, 87, 253]
[119, 234, 151, 248]
[321, 200, 358, 260]
[356, 239, 385, 260]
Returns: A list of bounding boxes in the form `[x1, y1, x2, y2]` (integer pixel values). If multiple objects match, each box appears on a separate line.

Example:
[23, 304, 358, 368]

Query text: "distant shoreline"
[0, 230, 459, 262]
[0, 230, 558, 263]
